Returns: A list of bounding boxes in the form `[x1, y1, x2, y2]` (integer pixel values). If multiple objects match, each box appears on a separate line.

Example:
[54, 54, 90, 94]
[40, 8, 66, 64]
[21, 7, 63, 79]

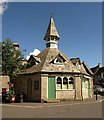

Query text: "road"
[1, 97, 104, 118]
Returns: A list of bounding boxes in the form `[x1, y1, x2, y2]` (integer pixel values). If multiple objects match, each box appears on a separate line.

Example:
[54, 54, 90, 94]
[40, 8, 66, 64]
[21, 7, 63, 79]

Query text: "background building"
[91, 63, 104, 85]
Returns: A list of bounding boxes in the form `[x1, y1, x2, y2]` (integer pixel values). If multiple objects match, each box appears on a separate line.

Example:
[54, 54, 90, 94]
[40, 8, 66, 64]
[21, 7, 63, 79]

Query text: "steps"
[45, 99, 60, 103]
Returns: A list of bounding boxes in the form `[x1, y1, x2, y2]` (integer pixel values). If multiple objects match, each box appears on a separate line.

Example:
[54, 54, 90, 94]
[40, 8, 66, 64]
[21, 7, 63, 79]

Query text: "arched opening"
[63, 77, 68, 89]
[56, 77, 62, 89]
[69, 77, 75, 89]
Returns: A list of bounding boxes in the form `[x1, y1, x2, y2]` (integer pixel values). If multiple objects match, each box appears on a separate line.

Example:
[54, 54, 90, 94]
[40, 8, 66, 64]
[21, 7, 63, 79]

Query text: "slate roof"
[22, 48, 91, 76]
[90, 64, 102, 74]
[44, 17, 60, 40]
[70, 58, 93, 76]
[94, 67, 104, 75]
[82, 61, 93, 76]
[70, 58, 81, 65]
[23, 48, 80, 74]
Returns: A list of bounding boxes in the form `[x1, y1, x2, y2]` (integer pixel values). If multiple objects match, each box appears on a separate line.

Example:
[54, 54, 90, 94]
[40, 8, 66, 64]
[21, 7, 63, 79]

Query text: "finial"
[50, 12, 53, 18]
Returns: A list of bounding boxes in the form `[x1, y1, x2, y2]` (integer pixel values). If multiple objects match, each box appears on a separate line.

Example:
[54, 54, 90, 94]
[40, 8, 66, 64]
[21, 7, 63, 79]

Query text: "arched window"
[69, 77, 74, 89]
[56, 77, 62, 89]
[63, 77, 68, 89]
[63, 77, 68, 84]
[54, 58, 63, 64]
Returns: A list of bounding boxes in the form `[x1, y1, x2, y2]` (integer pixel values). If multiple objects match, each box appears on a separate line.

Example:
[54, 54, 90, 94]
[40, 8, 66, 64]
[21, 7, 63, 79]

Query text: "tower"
[44, 16, 60, 48]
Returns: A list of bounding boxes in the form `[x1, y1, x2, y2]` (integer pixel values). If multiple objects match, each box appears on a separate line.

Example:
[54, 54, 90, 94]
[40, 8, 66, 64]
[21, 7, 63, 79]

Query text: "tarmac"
[0, 94, 104, 104]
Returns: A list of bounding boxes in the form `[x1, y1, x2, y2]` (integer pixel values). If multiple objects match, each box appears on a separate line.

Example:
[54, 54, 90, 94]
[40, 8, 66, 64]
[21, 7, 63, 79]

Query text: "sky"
[2, 2, 102, 68]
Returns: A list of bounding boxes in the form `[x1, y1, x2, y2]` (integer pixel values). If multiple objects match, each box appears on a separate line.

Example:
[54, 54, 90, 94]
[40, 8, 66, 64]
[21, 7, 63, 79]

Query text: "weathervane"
[50, 12, 53, 18]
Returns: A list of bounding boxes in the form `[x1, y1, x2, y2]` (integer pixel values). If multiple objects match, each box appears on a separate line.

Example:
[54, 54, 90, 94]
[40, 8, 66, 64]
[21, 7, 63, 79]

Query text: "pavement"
[83, 95, 103, 101]
[0, 94, 104, 105]
[12, 95, 104, 106]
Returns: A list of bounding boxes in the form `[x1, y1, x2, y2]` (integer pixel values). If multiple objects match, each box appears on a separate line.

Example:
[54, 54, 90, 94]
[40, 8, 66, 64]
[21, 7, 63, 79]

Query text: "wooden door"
[48, 76, 56, 99]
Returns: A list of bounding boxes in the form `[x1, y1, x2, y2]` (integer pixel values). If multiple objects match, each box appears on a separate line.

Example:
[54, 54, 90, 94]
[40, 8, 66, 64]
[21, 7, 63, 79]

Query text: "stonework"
[0, 76, 10, 95]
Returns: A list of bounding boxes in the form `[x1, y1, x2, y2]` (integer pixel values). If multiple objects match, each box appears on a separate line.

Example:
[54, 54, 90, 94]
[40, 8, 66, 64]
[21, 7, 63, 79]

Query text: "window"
[54, 58, 63, 64]
[46, 43, 50, 47]
[34, 81, 39, 90]
[63, 77, 68, 89]
[51, 37, 54, 40]
[98, 75, 101, 79]
[82, 78, 89, 89]
[56, 76, 75, 90]
[69, 77, 74, 89]
[56, 77, 62, 89]
[50, 54, 66, 65]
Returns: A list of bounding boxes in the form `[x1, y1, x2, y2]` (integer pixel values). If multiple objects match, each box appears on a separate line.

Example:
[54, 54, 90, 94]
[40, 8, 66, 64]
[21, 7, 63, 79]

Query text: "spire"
[44, 16, 60, 48]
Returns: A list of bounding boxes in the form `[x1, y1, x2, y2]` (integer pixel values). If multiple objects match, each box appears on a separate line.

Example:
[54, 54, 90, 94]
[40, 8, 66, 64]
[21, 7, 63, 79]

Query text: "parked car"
[94, 85, 104, 94]
[2, 91, 16, 103]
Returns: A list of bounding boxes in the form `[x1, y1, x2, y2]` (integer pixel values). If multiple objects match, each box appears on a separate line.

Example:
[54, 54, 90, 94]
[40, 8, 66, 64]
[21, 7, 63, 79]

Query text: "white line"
[98, 99, 104, 102]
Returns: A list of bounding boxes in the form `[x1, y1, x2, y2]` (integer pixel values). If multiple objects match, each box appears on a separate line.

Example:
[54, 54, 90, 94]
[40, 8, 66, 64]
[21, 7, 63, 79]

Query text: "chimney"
[13, 43, 19, 50]
[98, 63, 102, 68]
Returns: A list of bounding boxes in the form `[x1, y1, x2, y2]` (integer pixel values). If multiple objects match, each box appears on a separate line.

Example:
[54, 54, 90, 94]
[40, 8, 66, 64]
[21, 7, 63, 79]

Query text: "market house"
[15, 16, 93, 102]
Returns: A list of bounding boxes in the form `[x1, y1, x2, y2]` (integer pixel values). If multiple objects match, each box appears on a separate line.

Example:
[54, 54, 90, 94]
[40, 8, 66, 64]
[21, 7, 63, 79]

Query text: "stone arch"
[56, 77, 62, 89]
[63, 77, 68, 89]
[69, 77, 75, 89]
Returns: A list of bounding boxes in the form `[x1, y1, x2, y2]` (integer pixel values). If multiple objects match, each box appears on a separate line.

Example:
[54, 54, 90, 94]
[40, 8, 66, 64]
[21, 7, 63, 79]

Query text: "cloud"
[0, 0, 10, 15]
[26, 49, 40, 60]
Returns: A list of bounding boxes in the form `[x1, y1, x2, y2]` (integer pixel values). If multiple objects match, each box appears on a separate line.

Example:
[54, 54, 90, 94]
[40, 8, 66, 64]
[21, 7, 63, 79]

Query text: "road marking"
[98, 99, 104, 102]
[1, 98, 104, 109]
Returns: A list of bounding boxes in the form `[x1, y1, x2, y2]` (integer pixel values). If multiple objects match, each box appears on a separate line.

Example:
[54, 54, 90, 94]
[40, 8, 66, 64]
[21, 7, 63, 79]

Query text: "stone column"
[74, 75, 83, 100]
[41, 74, 48, 102]
[90, 76, 94, 97]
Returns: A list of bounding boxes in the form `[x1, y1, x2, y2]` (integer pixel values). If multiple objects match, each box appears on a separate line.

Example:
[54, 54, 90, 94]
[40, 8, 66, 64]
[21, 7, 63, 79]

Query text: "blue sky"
[2, 2, 102, 68]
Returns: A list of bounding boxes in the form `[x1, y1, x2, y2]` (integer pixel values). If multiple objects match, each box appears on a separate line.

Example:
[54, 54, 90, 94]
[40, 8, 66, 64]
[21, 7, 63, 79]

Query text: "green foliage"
[2, 38, 24, 82]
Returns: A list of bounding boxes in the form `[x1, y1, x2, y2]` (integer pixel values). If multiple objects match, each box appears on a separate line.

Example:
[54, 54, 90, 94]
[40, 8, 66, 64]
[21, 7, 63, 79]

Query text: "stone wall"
[15, 73, 41, 101]
[41, 74, 48, 101]
[0, 76, 10, 95]
[15, 73, 93, 102]
[56, 90, 75, 99]
[74, 75, 83, 100]
[90, 77, 94, 97]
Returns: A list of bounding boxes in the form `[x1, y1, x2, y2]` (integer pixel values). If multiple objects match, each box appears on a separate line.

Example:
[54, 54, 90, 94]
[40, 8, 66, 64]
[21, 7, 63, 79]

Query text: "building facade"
[0, 75, 10, 95]
[15, 16, 93, 102]
[91, 63, 104, 85]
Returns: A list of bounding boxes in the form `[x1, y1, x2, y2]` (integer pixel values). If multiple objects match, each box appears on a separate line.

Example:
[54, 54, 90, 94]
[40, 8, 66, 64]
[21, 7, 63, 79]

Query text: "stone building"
[91, 63, 104, 85]
[0, 76, 10, 95]
[15, 16, 93, 102]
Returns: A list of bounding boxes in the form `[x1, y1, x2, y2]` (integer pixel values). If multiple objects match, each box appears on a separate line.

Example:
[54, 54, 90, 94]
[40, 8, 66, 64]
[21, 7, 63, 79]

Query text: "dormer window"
[54, 57, 63, 64]
[27, 55, 41, 68]
[50, 54, 66, 65]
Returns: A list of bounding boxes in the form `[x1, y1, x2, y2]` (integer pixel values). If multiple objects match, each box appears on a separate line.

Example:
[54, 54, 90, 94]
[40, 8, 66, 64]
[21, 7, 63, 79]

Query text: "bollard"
[95, 90, 98, 100]
[20, 93, 23, 103]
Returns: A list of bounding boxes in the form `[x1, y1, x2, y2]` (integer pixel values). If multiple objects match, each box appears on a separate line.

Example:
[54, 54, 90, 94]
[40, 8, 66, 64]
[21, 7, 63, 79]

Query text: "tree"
[2, 38, 24, 84]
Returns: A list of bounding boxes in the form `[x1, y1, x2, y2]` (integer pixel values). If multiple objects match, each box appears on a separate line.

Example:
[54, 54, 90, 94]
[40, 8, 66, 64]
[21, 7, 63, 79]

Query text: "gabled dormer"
[50, 54, 66, 65]
[27, 55, 41, 67]
[70, 58, 81, 66]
